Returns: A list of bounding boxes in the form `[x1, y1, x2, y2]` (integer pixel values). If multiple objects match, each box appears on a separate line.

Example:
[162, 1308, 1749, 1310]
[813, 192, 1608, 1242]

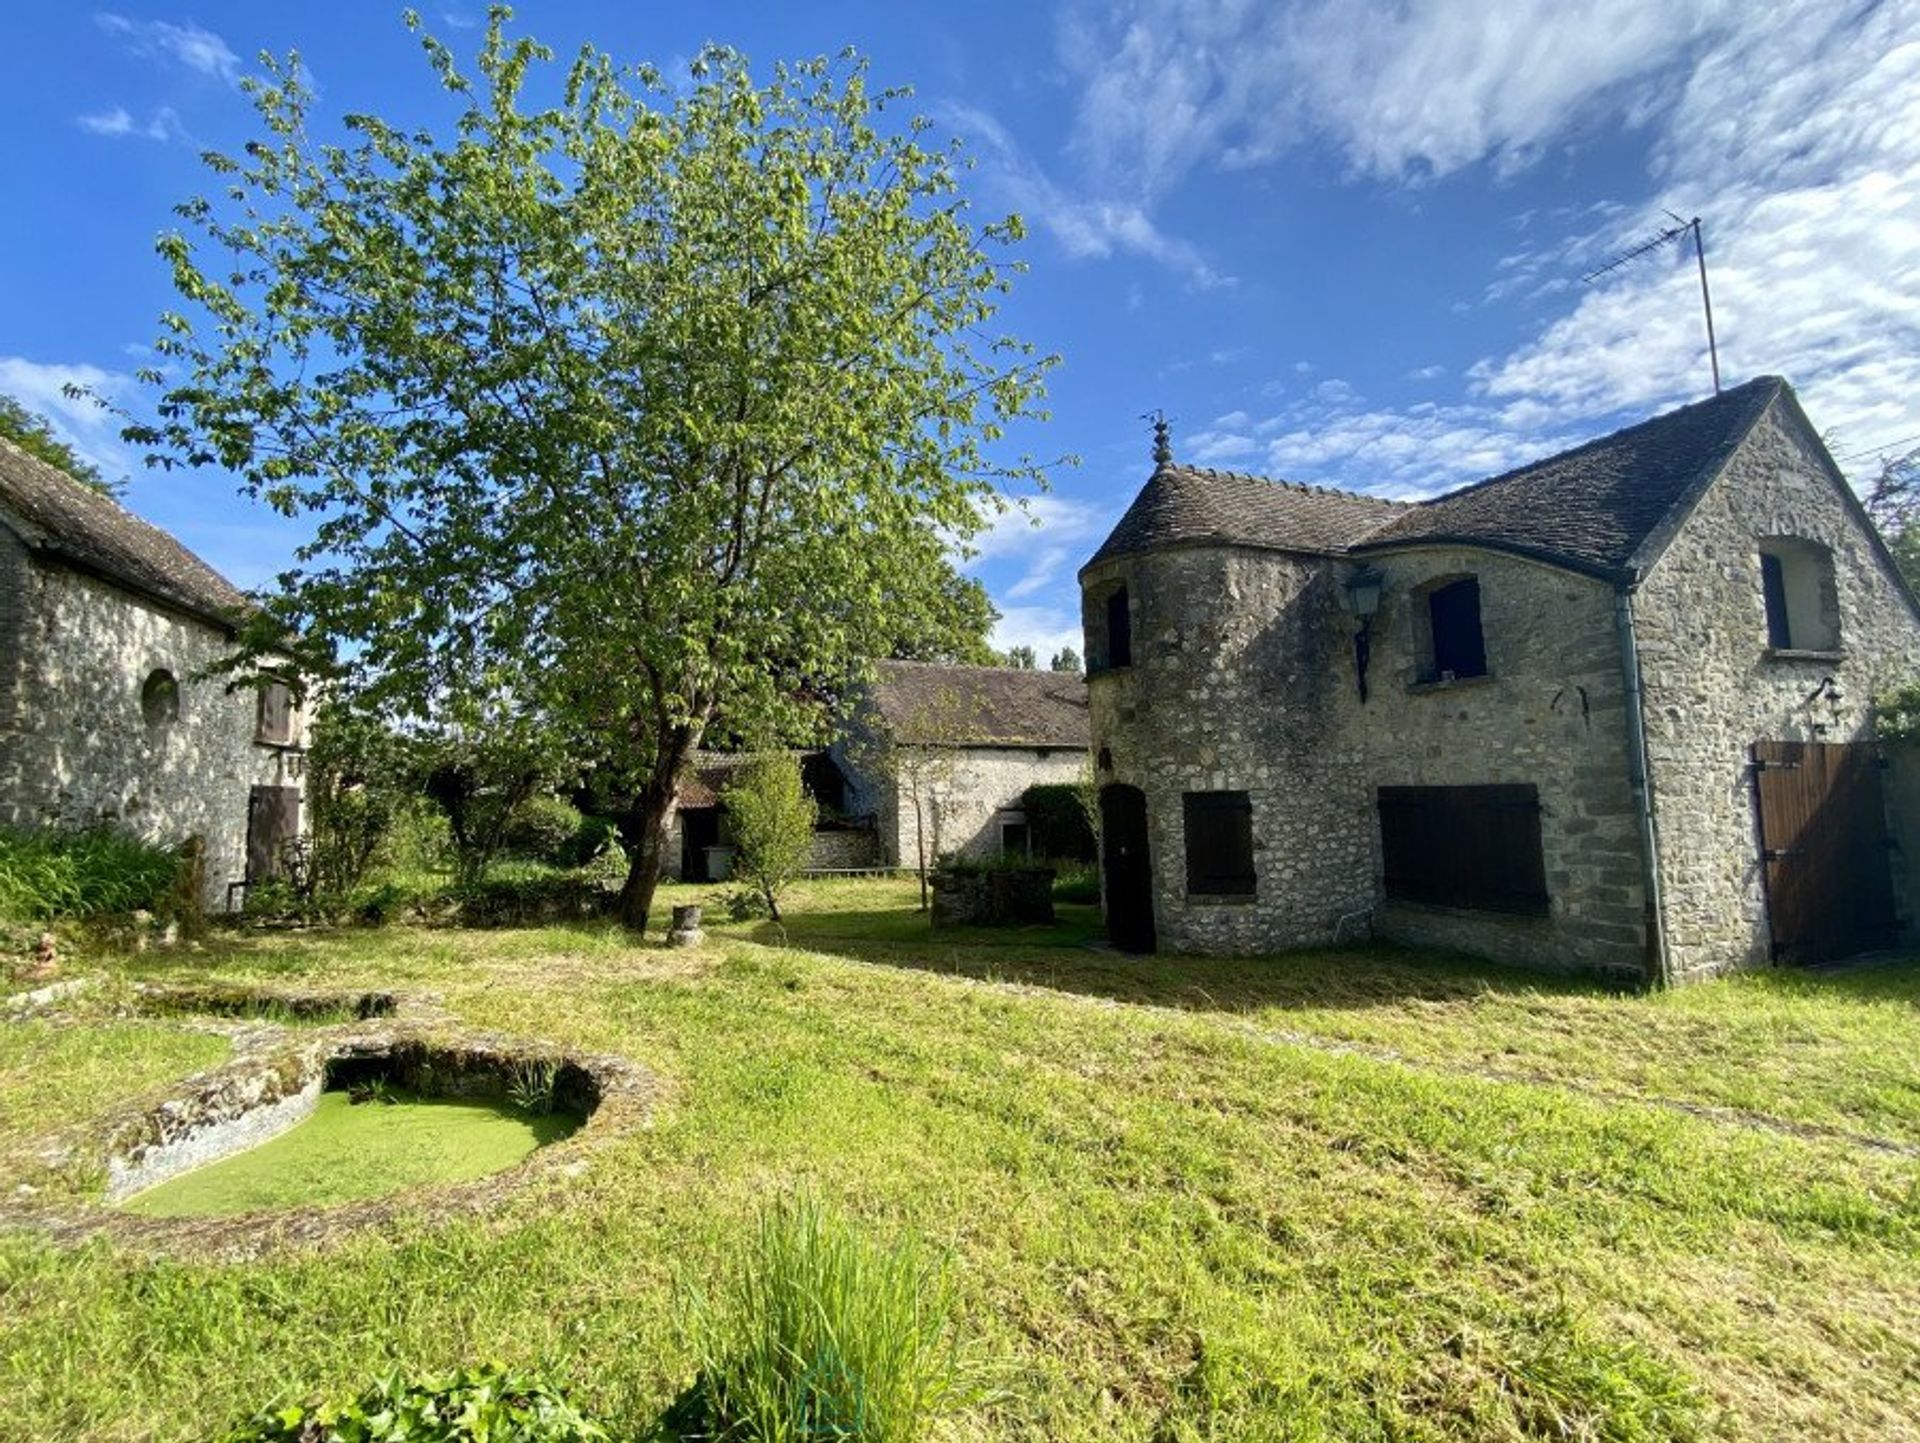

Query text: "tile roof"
[0, 438, 249, 628]
[1084, 376, 1788, 581]
[1084, 463, 1406, 569]
[867, 659, 1090, 748]
[1355, 376, 1785, 576]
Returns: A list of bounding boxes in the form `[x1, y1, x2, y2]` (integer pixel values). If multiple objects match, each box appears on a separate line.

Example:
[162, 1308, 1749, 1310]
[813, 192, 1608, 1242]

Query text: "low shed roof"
[867, 659, 1090, 749]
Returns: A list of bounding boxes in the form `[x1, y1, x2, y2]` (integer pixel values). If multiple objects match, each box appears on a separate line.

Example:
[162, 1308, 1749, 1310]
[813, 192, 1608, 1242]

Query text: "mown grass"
[2, 877, 1917, 1441]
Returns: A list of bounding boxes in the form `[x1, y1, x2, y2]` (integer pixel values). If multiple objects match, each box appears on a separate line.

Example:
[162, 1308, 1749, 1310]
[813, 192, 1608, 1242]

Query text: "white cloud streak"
[95, 13, 242, 85]
[0, 356, 136, 481]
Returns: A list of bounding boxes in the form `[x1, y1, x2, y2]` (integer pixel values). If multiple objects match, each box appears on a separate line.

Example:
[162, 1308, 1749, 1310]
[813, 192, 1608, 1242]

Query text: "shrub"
[1875, 680, 1920, 744]
[0, 826, 188, 922]
[1052, 861, 1100, 904]
[222, 1363, 607, 1442]
[560, 813, 618, 867]
[306, 700, 417, 895]
[685, 1195, 972, 1443]
[720, 754, 818, 922]
[1020, 783, 1096, 862]
[503, 797, 586, 863]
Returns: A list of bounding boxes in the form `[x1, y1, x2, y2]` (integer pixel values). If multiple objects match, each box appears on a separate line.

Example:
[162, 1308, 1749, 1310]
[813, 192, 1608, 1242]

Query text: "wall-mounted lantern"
[1341, 563, 1385, 702]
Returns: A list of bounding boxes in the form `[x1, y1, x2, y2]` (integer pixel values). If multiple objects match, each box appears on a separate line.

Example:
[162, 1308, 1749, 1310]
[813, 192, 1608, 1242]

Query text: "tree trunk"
[617, 729, 699, 933]
[913, 793, 928, 911]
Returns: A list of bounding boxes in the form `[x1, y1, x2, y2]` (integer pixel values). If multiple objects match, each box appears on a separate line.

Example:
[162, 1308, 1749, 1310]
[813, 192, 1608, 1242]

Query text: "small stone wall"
[930, 867, 1056, 927]
[806, 825, 880, 871]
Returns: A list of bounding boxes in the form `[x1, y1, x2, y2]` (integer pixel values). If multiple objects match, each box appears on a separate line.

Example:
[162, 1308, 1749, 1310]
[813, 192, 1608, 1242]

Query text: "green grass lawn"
[2, 876, 1918, 1441]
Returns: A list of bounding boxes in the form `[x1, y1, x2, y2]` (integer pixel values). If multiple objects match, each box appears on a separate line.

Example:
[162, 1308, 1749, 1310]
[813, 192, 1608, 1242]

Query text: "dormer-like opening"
[1412, 575, 1487, 684]
[141, 669, 180, 727]
[1758, 538, 1839, 654]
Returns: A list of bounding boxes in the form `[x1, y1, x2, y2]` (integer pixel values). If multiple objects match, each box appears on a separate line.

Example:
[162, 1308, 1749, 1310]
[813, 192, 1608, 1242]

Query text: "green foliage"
[502, 797, 585, 864]
[720, 754, 818, 923]
[1001, 644, 1037, 669]
[1051, 860, 1100, 904]
[508, 1061, 560, 1117]
[1020, 783, 1096, 862]
[421, 731, 563, 886]
[451, 870, 613, 929]
[0, 826, 187, 922]
[0, 392, 115, 495]
[686, 1196, 971, 1443]
[222, 1364, 607, 1442]
[1875, 680, 1920, 744]
[306, 700, 417, 896]
[1867, 444, 1920, 595]
[134, 13, 1055, 932]
[1047, 645, 1082, 673]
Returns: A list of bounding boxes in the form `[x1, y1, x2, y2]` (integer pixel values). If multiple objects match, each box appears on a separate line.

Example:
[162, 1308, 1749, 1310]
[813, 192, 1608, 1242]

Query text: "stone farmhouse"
[0, 440, 306, 910]
[837, 659, 1090, 869]
[1080, 376, 1920, 983]
[664, 659, 1090, 881]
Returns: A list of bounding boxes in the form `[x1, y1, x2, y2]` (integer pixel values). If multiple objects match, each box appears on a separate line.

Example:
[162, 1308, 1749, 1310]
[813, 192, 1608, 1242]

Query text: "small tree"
[1049, 645, 1082, 674]
[850, 682, 970, 911]
[304, 699, 415, 895]
[721, 753, 817, 921]
[1866, 444, 1920, 595]
[1003, 645, 1037, 669]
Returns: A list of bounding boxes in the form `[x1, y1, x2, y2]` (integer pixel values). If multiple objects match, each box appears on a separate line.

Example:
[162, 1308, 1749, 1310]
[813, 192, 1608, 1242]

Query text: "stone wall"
[805, 825, 880, 871]
[851, 743, 1087, 868]
[1084, 540, 1651, 974]
[0, 546, 303, 909]
[1633, 397, 1920, 978]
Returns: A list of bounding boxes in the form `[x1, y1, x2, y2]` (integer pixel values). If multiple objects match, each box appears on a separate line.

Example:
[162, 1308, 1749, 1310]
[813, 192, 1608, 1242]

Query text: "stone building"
[661, 661, 1091, 881]
[837, 660, 1091, 869]
[0, 440, 306, 910]
[1081, 377, 1920, 982]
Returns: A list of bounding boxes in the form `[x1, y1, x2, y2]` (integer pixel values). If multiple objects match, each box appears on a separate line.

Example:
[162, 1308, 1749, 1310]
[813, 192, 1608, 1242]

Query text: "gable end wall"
[1633, 399, 1920, 978]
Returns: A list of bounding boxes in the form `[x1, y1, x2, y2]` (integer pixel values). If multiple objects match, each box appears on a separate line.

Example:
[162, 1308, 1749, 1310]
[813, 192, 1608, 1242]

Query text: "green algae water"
[121, 1090, 581, 1218]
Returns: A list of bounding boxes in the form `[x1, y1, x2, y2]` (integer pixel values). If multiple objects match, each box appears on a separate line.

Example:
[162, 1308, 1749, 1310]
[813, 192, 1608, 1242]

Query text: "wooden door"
[1751, 740, 1898, 962]
[246, 785, 301, 882]
[1100, 784, 1156, 953]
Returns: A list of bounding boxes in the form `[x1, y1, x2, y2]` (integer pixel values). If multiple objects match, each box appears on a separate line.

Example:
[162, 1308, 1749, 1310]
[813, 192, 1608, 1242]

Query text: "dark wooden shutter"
[1378, 784, 1546, 915]
[1105, 588, 1133, 668]
[1183, 791, 1255, 895]
[1759, 553, 1792, 648]
[256, 681, 294, 745]
[1428, 579, 1486, 679]
[246, 785, 301, 881]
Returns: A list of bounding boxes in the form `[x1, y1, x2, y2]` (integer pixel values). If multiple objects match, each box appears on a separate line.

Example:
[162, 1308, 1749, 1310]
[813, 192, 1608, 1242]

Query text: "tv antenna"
[1582, 211, 1721, 395]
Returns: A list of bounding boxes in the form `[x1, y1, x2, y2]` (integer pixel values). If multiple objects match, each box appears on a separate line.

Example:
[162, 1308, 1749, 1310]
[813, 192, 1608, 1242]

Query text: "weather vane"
[1143, 410, 1172, 467]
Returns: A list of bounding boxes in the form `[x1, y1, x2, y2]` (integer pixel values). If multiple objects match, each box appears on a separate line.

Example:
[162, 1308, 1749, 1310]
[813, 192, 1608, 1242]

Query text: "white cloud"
[0, 356, 136, 481]
[76, 104, 188, 142]
[938, 101, 1228, 287]
[964, 492, 1110, 564]
[990, 604, 1085, 664]
[96, 13, 242, 85]
[1055, 0, 1920, 485]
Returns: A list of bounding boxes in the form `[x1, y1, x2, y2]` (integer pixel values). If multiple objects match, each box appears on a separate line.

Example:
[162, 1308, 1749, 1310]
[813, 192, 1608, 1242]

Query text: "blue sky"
[5, 2, 1919, 661]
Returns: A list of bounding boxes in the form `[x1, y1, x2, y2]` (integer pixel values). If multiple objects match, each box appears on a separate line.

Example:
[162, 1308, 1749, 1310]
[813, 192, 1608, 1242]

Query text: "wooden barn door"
[246, 785, 301, 882]
[1751, 740, 1898, 961]
[1100, 784, 1157, 953]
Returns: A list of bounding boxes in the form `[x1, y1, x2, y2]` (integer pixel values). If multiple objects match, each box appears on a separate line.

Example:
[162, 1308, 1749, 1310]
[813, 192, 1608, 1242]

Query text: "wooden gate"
[246, 785, 301, 882]
[1100, 784, 1157, 954]
[1750, 740, 1898, 962]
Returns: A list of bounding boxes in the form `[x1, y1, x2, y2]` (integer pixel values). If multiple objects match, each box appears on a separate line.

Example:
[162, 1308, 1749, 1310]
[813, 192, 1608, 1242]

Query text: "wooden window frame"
[1377, 783, 1547, 917]
[1183, 790, 1256, 897]
[255, 679, 297, 747]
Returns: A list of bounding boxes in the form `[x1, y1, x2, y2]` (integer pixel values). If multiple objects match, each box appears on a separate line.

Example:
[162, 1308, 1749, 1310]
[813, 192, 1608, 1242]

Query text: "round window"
[141, 669, 180, 726]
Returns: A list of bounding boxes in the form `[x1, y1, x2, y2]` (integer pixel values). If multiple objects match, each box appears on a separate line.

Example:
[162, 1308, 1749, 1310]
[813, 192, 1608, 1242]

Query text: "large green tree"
[131, 10, 1053, 930]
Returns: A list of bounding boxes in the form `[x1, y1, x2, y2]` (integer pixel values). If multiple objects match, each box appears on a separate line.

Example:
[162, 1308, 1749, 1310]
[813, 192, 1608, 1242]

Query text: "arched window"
[141, 669, 180, 726]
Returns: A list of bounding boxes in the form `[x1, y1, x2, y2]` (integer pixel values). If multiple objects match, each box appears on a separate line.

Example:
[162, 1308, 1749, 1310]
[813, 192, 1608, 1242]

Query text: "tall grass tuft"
[0, 826, 187, 922]
[687, 1195, 974, 1442]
